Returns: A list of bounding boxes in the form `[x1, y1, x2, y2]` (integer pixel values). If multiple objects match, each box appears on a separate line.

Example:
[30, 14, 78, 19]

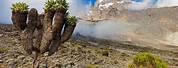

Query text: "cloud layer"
[156, 0, 178, 7]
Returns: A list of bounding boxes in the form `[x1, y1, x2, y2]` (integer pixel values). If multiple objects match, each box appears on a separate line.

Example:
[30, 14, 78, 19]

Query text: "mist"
[128, 0, 156, 10]
[75, 20, 139, 41]
[0, 0, 178, 47]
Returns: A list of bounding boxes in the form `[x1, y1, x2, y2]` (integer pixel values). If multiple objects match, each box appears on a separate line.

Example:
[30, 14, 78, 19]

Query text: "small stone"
[102, 51, 109, 57]
[0, 34, 3, 37]
[39, 63, 48, 68]
[17, 55, 25, 60]
[54, 64, 62, 68]
[6, 59, 14, 63]
[0, 60, 3, 63]
[44, 52, 49, 57]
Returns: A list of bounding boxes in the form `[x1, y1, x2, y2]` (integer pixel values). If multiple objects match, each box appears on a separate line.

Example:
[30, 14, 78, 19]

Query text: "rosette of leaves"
[11, 2, 29, 12]
[44, 0, 56, 11]
[67, 16, 77, 26]
[128, 52, 168, 68]
[44, 0, 69, 12]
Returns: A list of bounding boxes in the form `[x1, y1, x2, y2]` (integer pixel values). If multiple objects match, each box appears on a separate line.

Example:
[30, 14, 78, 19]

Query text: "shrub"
[11, 2, 29, 12]
[128, 52, 168, 68]
[86, 64, 99, 68]
[44, 0, 69, 12]
[0, 48, 9, 53]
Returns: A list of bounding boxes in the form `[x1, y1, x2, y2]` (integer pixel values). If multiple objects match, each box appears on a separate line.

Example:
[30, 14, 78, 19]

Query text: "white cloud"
[128, 0, 178, 10]
[156, 0, 178, 7]
[128, 0, 155, 10]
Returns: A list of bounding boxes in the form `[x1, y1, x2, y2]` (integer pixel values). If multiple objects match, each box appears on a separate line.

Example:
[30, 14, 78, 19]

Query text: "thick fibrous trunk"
[40, 10, 55, 53]
[33, 14, 44, 52]
[11, 11, 28, 31]
[52, 11, 64, 38]
[21, 8, 38, 55]
[48, 11, 65, 56]
[12, 8, 76, 57]
[61, 23, 76, 43]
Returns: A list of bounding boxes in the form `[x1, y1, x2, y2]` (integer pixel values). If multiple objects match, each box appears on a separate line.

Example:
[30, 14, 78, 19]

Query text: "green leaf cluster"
[128, 52, 168, 68]
[67, 16, 77, 26]
[44, 0, 69, 12]
[11, 2, 29, 12]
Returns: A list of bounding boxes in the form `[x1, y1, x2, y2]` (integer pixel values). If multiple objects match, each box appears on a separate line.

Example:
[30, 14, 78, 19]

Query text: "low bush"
[128, 52, 168, 68]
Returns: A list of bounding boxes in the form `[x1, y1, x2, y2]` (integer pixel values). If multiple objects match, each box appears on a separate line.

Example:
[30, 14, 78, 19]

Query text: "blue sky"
[81, 0, 158, 4]
[81, 0, 96, 6]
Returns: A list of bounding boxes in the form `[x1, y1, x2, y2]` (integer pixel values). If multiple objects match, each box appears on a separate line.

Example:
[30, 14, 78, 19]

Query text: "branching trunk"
[40, 10, 55, 53]
[21, 8, 38, 55]
[12, 7, 76, 57]
[12, 1, 77, 67]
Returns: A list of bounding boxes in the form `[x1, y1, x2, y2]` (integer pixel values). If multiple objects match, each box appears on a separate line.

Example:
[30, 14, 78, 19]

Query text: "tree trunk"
[48, 11, 65, 56]
[40, 10, 55, 53]
[21, 8, 38, 55]
[61, 23, 76, 43]
[11, 11, 28, 31]
[33, 14, 44, 52]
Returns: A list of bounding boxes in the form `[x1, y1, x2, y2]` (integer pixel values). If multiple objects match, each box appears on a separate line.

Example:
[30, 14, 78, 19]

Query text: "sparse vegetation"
[11, 2, 29, 12]
[128, 52, 168, 68]
[44, 0, 68, 12]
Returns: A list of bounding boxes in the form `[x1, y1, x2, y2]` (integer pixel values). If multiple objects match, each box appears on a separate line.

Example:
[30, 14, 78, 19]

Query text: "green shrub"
[44, 0, 69, 11]
[11, 2, 29, 12]
[128, 52, 168, 68]
[86, 64, 99, 68]
[67, 16, 77, 26]
[0, 48, 9, 53]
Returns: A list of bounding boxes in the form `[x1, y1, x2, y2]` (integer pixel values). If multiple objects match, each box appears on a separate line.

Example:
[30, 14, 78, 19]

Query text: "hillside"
[0, 24, 178, 68]
[1, 1, 178, 67]
[79, 5, 178, 52]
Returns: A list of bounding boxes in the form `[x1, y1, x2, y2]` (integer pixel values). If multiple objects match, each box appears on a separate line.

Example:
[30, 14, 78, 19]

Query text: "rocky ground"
[0, 24, 178, 68]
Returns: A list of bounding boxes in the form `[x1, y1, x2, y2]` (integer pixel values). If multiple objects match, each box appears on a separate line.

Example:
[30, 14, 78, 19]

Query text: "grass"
[86, 64, 99, 68]
[128, 52, 168, 68]
[44, 0, 69, 12]
[0, 48, 9, 53]
[11, 2, 29, 12]
[67, 16, 77, 26]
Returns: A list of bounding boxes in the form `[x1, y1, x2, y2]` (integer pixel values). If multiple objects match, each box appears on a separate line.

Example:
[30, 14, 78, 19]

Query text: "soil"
[0, 24, 178, 68]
